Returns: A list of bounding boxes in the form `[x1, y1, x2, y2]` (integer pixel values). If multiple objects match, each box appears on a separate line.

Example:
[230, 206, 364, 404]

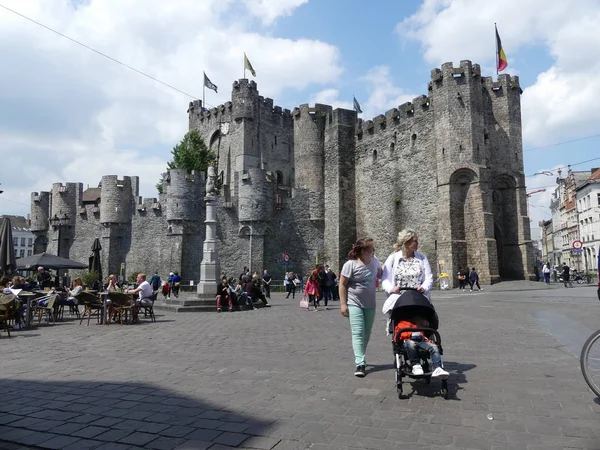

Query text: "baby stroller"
[389, 287, 449, 399]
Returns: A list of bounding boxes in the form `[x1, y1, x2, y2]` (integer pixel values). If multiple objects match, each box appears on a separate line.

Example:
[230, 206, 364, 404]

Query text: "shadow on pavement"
[402, 362, 476, 401]
[0, 378, 272, 449]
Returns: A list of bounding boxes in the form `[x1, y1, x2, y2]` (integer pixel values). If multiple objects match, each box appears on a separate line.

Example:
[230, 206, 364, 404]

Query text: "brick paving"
[1, 281, 599, 450]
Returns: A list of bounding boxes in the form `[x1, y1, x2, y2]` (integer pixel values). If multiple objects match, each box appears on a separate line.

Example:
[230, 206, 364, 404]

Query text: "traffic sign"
[572, 240, 583, 250]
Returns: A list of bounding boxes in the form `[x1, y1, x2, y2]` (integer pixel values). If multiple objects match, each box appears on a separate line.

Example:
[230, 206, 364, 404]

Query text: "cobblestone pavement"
[1, 281, 600, 450]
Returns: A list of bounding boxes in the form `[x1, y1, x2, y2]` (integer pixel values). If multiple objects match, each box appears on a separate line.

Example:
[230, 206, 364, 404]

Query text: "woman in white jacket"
[381, 229, 433, 317]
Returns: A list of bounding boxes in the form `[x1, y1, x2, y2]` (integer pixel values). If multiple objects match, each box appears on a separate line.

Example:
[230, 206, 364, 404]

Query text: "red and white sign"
[283, 253, 290, 263]
[572, 240, 583, 250]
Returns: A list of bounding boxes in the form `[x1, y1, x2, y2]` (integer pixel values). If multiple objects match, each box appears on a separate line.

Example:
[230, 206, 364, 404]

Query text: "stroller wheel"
[396, 385, 404, 399]
[441, 379, 449, 399]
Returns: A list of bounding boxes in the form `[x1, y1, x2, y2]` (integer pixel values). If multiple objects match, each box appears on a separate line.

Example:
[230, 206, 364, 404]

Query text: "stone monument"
[196, 165, 220, 298]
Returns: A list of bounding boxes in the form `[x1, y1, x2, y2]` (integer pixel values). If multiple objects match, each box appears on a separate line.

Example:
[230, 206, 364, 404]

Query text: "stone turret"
[99, 176, 138, 224]
[293, 103, 332, 220]
[165, 169, 205, 222]
[238, 168, 274, 222]
[30, 191, 50, 232]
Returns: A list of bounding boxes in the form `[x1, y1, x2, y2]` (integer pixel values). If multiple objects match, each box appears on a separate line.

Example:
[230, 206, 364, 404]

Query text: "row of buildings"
[0, 215, 35, 260]
[540, 167, 600, 273]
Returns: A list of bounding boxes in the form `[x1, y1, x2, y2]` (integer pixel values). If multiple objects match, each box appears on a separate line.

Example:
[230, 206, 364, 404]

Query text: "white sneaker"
[13, 324, 20, 330]
[412, 364, 424, 376]
[431, 367, 449, 379]
[479, 288, 483, 291]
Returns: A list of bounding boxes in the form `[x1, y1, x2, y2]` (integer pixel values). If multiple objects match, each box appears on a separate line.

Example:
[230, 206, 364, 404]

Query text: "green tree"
[156, 130, 215, 194]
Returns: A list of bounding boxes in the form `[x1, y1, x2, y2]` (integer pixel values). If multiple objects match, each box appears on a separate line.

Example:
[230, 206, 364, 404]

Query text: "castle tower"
[231, 79, 261, 171]
[99, 176, 138, 277]
[482, 74, 533, 280]
[165, 169, 205, 279]
[431, 61, 496, 284]
[30, 191, 51, 254]
[49, 183, 82, 258]
[293, 103, 332, 221]
[323, 108, 357, 270]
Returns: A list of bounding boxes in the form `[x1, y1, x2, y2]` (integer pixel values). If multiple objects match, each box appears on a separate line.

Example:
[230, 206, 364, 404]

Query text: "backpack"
[317, 271, 327, 286]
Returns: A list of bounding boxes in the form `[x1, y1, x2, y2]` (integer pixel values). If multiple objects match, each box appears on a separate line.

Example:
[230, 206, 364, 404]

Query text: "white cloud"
[309, 65, 414, 119]
[242, 0, 309, 25]
[396, 0, 600, 146]
[0, 0, 342, 216]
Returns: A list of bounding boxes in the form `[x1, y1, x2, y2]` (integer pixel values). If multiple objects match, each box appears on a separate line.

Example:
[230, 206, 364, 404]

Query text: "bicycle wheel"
[580, 329, 600, 397]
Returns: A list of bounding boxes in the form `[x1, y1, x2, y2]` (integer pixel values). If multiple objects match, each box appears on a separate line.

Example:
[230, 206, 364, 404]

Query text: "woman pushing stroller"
[381, 229, 449, 393]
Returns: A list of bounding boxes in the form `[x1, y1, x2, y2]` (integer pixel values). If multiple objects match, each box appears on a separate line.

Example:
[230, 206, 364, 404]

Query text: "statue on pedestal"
[206, 165, 217, 197]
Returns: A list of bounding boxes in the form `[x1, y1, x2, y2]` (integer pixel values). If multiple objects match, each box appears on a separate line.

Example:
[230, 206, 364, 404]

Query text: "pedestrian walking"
[339, 238, 382, 378]
[457, 266, 468, 290]
[542, 262, 551, 285]
[469, 268, 482, 291]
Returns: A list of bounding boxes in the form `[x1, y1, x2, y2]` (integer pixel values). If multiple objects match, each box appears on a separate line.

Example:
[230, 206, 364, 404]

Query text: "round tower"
[99, 176, 134, 224]
[293, 103, 331, 220]
[165, 169, 204, 222]
[238, 168, 274, 222]
[50, 183, 79, 222]
[30, 191, 51, 232]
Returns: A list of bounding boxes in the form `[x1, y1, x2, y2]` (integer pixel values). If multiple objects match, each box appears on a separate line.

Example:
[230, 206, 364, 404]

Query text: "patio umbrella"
[16, 252, 88, 270]
[88, 238, 103, 284]
[0, 217, 16, 276]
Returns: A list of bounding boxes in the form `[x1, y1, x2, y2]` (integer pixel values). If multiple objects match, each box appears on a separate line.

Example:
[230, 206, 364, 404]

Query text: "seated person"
[247, 275, 270, 307]
[233, 278, 254, 310]
[1, 276, 12, 294]
[36, 266, 53, 289]
[125, 273, 154, 321]
[63, 277, 83, 310]
[104, 274, 121, 293]
[216, 276, 234, 312]
[1, 277, 25, 329]
[394, 315, 449, 379]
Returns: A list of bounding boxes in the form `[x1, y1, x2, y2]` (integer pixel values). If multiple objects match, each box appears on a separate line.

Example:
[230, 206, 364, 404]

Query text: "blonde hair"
[73, 278, 83, 286]
[395, 228, 417, 252]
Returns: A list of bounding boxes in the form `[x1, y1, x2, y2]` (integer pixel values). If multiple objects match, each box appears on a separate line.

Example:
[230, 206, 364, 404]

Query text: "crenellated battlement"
[430, 60, 481, 85]
[482, 74, 522, 94]
[292, 103, 332, 119]
[356, 95, 431, 137]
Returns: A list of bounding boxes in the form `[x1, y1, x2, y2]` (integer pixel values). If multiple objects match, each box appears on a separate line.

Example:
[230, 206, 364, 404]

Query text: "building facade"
[30, 60, 534, 286]
[576, 168, 600, 272]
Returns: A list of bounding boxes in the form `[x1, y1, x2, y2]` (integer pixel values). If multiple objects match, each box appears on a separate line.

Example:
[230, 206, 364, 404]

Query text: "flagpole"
[203, 84, 205, 110]
[243, 53, 246, 79]
[494, 23, 498, 76]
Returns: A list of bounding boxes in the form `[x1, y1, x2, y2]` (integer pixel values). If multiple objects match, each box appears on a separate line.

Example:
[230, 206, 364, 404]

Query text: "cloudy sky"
[1, 0, 600, 241]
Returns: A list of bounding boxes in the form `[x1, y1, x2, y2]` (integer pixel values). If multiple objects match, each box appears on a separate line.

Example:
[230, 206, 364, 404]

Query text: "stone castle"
[30, 60, 533, 287]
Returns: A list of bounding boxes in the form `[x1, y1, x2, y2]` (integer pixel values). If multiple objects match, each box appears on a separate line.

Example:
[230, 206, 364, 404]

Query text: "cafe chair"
[107, 292, 134, 325]
[76, 292, 103, 326]
[31, 294, 58, 326]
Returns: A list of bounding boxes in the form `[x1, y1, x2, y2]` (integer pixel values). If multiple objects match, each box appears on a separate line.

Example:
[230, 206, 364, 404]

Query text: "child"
[394, 315, 449, 379]
[304, 273, 320, 311]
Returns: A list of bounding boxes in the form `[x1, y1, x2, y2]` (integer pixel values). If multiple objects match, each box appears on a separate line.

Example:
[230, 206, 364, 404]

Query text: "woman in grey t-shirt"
[339, 238, 382, 378]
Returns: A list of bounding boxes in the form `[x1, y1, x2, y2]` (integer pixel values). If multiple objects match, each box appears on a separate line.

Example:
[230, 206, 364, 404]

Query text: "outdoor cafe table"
[16, 292, 37, 328]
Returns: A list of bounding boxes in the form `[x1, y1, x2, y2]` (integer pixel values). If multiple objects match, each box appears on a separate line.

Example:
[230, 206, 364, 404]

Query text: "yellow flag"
[244, 53, 256, 77]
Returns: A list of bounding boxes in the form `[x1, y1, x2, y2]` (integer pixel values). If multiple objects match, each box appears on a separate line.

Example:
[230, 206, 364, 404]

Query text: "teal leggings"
[348, 305, 376, 366]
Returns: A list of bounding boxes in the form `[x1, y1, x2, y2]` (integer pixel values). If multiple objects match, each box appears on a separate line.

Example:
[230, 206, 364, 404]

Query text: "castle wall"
[354, 96, 438, 273]
[324, 108, 357, 271]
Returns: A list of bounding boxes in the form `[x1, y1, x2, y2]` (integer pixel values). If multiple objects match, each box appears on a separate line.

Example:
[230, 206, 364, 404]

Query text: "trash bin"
[439, 273, 450, 290]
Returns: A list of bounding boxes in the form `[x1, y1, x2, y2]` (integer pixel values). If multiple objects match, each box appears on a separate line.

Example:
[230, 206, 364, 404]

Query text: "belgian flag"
[495, 24, 508, 72]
